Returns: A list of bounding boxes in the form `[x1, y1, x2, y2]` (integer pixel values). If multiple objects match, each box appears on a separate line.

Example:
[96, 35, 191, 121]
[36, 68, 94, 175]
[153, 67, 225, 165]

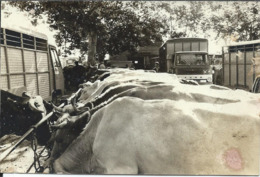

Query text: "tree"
[208, 1, 260, 42]
[168, 1, 260, 42]
[9, 1, 168, 65]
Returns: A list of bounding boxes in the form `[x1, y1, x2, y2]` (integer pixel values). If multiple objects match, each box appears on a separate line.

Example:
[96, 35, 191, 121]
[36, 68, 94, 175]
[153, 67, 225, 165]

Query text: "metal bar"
[67, 88, 82, 104]
[244, 45, 246, 87]
[34, 38, 40, 95]
[0, 103, 65, 162]
[236, 54, 238, 87]
[5, 33, 21, 39]
[23, 43, 34, 47]
[23, 38, 34, 42]
[253, 44, 256, 81]
[21, 33, 26, 87]
[229, 52, 231, 86]
[4, 29, 11, 89]
[46, 46, 52, 97]
[6, 39, 21, 44]
[49, 47, 57, 91]
[36, 41, 47, 45]
[0, 44, 49, 53]
[36, 46, 48, 51]
[222, 47, 224, 85]
[0, 71, 50, 76]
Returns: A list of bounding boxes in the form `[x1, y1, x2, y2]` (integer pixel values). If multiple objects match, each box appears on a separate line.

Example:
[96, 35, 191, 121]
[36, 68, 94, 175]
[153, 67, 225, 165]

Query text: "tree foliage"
[167, 1, 260, 42]
[9, 1, 168, 64]
[208, 2, 260, 41]
[8, 1, 259, 61]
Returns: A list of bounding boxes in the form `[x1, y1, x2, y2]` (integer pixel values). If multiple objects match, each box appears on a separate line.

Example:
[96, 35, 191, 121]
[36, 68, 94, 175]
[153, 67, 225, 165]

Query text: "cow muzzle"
[28, 96, 47, 115]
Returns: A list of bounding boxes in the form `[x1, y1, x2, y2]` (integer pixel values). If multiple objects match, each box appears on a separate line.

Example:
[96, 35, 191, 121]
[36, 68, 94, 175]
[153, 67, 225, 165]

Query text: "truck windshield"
[176, 54, 209, 66]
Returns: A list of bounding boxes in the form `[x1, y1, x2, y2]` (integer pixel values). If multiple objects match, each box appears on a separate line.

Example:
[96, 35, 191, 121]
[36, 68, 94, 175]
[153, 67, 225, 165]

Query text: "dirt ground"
[0, 134, 49, 174]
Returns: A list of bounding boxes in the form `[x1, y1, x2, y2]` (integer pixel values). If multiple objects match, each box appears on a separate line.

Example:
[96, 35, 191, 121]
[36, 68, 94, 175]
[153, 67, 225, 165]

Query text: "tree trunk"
[88, 31, 97, 66]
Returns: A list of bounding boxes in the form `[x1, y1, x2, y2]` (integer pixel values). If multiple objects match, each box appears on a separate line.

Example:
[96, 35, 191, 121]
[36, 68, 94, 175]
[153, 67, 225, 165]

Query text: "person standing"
[153, 62, 160, 72]
[72, 61, 87, 89]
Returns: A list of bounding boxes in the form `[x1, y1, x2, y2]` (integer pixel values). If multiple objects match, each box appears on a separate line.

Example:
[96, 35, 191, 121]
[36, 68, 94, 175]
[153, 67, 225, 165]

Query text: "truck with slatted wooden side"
[0, 25, 64, 100]
[222, 40, 260, 91]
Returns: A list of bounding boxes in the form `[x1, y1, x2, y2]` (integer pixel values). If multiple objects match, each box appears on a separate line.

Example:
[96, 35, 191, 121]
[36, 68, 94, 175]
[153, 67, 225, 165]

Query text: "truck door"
[49, 46, 64, 95]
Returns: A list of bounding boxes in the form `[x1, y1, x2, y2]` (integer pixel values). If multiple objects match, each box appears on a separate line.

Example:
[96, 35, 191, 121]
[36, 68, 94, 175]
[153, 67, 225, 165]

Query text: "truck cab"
[159, 38, 212, 84]
[173, 51, 212, 83]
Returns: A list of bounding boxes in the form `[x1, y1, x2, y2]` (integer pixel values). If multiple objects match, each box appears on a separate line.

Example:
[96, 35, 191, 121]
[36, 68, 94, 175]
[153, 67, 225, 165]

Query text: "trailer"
[159, 38, 213, 84]
[222, 40, 260, 90]
[0, 25, 64, 100]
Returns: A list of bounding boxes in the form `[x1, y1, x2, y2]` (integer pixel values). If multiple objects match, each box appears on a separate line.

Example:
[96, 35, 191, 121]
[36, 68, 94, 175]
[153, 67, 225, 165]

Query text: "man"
[72, 61, 87, 89]
[153, 62, 160, 72]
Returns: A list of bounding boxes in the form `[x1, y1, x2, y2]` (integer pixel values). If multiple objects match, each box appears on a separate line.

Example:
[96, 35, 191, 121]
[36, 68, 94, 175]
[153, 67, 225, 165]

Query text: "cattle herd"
[0, 69, 260, 175]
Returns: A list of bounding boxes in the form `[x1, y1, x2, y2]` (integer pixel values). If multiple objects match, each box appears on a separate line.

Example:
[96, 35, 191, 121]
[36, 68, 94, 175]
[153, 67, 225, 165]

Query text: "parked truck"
[222, 39, 260, 90]
[159, 38, 213, 84]
[0, 25, 64, 100]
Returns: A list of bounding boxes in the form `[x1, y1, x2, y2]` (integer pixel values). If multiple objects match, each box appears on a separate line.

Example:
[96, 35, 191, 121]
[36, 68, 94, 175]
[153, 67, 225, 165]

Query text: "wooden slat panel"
[0, 75, 8, 90]
[10, 75, 24, 89]
[36, 52, 48, 72]
[26, 74, 38, 96]
[38, 73, 50, 99]
[24, 50, 36, 72]
[1, 47, 7, 74]
[7, 48, 23, 73]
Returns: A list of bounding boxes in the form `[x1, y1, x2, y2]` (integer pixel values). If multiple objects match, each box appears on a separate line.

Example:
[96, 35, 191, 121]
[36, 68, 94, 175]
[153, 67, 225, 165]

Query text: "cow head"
[1, 90, 50, 144]
[28, 95, 47, 115]
[78, 81, 100, 101]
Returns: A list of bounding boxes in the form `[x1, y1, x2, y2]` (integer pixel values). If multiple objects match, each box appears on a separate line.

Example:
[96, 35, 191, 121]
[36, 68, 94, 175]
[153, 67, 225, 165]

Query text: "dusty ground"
[0, 134, 49, 173]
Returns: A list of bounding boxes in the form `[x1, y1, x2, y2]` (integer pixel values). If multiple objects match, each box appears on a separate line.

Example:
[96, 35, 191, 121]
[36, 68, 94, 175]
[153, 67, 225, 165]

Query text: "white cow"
[52, 92, 260, 175]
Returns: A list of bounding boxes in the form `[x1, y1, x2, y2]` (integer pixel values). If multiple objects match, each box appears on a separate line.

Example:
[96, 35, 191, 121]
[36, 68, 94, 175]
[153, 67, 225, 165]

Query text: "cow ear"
[22, 92, 31, 98]
[92, 80, 100, 89]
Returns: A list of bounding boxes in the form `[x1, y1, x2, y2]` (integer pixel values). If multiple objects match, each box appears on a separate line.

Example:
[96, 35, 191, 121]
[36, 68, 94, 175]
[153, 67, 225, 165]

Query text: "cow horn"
[78, 111, 91, 123]
[52, 103, 64, 112]
[71, 96, 80, 112]
[85, 102, 94, 109]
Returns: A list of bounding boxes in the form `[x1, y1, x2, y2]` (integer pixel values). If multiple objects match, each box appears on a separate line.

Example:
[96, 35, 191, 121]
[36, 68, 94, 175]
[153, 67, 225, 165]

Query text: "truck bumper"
[177, 74, 213, 84]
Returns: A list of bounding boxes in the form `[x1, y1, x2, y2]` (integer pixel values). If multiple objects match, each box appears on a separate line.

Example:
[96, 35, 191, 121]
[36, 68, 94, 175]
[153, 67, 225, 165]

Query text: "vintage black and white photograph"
[0, 1, 260, 175]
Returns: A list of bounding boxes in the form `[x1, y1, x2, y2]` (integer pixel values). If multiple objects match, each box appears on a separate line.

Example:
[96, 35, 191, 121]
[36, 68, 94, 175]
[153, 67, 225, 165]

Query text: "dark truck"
[159, 38, 213, 84]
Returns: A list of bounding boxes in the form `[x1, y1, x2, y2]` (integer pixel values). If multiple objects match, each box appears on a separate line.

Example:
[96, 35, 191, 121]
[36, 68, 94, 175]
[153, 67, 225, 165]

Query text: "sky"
[1, 1, 237, 57]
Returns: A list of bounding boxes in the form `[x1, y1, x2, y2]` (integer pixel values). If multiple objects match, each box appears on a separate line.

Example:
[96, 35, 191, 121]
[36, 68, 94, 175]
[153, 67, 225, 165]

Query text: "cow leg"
[52, 160, 70, 174]
[91, 155, 138, 174]
[104, 165, 138, 174]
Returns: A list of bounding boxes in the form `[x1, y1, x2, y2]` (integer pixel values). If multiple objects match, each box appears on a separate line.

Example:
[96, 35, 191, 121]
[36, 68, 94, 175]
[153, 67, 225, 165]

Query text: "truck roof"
[1, 23, 48, 40]
[160, 38, 208, 48]
[224, 39, 260, 47]
[166, 37, 208, 43]
[175, 51, 208, 54]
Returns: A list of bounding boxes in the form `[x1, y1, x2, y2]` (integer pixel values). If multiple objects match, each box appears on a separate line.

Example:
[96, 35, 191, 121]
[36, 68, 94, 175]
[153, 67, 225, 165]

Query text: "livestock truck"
[222, 39, 260, 91]
[159, 38, 213, 84]
[0, 25, 65, 101]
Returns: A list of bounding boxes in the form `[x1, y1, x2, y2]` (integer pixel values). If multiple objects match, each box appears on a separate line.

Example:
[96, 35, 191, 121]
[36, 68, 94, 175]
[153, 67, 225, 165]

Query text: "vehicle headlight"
[207, 77, 212, 82]
[203, 69, 212, 74]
